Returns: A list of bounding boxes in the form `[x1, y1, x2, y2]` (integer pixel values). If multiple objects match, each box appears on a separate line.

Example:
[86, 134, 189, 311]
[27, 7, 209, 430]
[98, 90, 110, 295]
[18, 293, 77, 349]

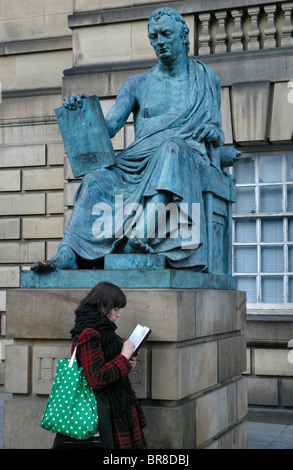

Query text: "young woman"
[52, 281, 147, 449]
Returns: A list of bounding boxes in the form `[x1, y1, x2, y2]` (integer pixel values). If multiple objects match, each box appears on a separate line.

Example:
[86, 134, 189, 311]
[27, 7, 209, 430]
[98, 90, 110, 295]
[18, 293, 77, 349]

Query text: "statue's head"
[148, 8, 190, 56]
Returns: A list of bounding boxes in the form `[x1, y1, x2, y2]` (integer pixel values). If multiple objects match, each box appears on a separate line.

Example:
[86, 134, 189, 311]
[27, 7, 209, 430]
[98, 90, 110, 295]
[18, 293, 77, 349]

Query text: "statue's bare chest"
[139, 77, 190, 119]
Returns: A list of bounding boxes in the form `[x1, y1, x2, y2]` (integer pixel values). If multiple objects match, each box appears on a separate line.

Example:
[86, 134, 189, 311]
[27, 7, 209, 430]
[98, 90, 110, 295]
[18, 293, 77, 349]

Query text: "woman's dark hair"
[76, 281, 127, 316]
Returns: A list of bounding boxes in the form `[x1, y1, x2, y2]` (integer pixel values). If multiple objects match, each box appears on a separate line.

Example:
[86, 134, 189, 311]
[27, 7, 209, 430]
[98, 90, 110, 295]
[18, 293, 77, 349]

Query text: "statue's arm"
[105, 77, 138, 138]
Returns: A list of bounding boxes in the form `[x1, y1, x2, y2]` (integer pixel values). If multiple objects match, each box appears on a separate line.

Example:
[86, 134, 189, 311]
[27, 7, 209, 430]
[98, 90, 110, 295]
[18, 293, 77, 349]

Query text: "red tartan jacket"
[72, 327, 132, 389]
[72, 327, 147, 449]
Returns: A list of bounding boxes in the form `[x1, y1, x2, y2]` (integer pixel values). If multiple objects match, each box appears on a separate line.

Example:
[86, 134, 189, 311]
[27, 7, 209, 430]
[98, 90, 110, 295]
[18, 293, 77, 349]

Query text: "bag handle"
[69, 345, 78, 368]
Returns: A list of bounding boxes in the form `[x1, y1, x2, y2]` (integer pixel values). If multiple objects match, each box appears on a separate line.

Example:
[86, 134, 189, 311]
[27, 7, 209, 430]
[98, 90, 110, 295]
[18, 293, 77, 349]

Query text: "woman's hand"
[121, 340, 135, 360]
[128, 351, 140, 371]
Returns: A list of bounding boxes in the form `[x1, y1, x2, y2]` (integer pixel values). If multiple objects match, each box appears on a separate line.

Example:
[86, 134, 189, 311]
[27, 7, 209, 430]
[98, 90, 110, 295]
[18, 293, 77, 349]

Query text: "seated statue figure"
[31, 7, 227, 273]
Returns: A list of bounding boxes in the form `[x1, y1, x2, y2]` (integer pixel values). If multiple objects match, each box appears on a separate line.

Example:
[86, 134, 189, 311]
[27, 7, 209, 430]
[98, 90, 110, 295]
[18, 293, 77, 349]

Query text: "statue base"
[4, 269, 247, 449]
[21, 255, 236, 290]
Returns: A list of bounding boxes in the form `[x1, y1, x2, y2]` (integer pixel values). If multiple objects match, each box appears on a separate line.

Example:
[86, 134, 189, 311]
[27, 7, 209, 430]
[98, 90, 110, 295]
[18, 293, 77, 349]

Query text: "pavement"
[1, 392, 293, 449]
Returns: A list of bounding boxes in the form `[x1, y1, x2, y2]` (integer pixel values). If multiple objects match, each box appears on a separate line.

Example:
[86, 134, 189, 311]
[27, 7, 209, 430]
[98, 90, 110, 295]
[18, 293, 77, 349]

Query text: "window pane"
[288, 276, 293, 302]
[286, 154, 293, 182]
[235, 218, 256, 242]
[234, 246, 257, 273]
[236, 276, 257, 303]
[287, 186, 293, 211]
[261, 217, 283, 242]
[289, 246, 293, 272]
[261, 246, 284, 272]
[233, 157, 255, 184]
[233, 187, 256, 214]
[261, 276, 283, 302]
[260, 186, 282, 212]
[259, 155, 282, 183]
[288, 217, 293, 241]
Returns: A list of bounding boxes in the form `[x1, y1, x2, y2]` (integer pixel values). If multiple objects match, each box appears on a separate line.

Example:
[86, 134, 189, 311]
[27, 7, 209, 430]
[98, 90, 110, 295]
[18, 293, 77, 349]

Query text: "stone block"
[207, 421, 248, 449]
[151, 342, 217, 400]
[129, 348, 148, 399]
[47, 241, 62, 259]
[253, 348, 293, 376]
[4, 345, 30, 394]
[0, 218, 20, 239]
[6, 289, 81, 339]
[218, 334, 247, 382]
[221, 87, 233, 144]
[0, 55, 16, 91]
[64, 181, 80, 207]
[270, 81, 293, 143]
[73, 23, 131, 67]
[22, 217, 64, 239]
[15, 51, 72, 89]
[0, 17, 50, 42]
[0, 170, 20, 191]
[0, 122, 61, 146]
[0, 242, 44, 264]
[247, 377, 278, 406]
[47, 143, 65, 166]
[49, 13, 72, 38]
[0, 339, 14, 361]
[194, 289, 237, 337]
[22, 168, 64, 191]
[0, 267, 20, 288]
[6, 288, 194, 342]
[237, 377, 248, 420]
[0, 291, 6, 311]
[47, 192, 64, 214]
[142, 400, 196, 449]
[32, 345, 71, 395]
[231, 81, 272, 144]
[0, 145, 46, 168]
[74, 0, 133, 11]
[0, 193, 45, 216]
[4, 398, 55, 449]
[0, 95, 60, 121]
[282, 378, 293, 406]
[236, 290, 246, 330]
[195, 382, 237, 447]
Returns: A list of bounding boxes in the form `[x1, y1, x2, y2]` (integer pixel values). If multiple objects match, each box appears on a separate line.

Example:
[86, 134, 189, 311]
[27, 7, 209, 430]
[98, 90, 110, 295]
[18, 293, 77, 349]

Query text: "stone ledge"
[20, 268, 237, 290]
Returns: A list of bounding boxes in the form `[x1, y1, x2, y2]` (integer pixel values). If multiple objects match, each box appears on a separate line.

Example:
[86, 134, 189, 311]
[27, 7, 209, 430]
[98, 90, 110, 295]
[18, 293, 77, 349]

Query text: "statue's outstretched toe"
[30, 260, 56, 273]
[30, 247, 78, 273]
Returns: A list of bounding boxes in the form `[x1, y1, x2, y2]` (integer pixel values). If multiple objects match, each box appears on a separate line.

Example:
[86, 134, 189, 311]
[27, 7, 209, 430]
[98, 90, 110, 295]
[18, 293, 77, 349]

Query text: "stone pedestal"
[4, 270, 247, 449]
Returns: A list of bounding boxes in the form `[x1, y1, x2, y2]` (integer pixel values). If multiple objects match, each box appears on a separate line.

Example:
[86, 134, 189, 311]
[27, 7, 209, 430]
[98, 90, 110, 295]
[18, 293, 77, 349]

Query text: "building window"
[232, 151, 293, 306]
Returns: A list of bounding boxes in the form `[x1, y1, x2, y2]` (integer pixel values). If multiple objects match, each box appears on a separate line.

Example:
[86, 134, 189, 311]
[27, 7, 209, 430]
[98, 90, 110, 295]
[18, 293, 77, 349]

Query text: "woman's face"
[107, 307, 121, 322]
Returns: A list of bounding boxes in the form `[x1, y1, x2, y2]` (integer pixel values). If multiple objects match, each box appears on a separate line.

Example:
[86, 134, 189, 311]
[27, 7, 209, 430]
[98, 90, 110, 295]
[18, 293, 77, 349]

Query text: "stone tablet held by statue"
[55, 95, 116, 177]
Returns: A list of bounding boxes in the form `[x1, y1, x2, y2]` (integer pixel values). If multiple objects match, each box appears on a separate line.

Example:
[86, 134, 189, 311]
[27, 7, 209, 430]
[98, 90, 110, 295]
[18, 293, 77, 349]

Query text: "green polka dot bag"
[40, 346, 99, 440]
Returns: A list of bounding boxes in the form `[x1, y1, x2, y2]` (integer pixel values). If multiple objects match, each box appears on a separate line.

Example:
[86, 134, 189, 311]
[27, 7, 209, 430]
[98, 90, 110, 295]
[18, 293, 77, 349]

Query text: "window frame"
[231, 145, 293, 311]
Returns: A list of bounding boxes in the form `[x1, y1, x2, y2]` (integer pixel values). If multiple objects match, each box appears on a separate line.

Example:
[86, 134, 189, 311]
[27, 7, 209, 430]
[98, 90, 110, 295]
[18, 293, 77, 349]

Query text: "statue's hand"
[194, 124, 221, 145]
[62, 94, 89, 110]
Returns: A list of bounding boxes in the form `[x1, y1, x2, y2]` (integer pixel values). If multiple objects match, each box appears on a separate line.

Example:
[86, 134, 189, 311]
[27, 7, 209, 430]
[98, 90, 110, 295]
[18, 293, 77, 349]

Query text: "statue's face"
[148, 15, 186, 63]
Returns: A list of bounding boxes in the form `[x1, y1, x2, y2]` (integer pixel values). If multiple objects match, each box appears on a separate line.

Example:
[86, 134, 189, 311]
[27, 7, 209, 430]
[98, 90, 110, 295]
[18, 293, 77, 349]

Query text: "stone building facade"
[1, 0, 293, 443]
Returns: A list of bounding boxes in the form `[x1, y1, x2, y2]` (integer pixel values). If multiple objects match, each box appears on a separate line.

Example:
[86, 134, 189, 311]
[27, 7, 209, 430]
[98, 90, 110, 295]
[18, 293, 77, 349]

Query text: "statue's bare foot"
[30, 259, 57, 273]
[30, 247, 78, 273]
[125, 237, 155, 254]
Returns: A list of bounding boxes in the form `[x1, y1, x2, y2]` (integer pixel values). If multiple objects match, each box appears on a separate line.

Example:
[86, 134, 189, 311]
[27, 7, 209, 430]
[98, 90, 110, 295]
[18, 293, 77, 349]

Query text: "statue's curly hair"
[148, 7, 190, 55]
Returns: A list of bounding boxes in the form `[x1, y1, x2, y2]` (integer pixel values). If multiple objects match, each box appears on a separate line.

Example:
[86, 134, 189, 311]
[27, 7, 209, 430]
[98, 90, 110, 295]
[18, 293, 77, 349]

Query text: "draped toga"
[59, 59, 224, 270]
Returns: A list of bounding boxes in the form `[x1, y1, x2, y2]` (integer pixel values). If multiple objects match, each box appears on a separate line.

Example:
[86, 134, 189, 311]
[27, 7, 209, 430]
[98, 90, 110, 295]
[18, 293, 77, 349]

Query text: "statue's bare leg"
[30, 246, 78, 272]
